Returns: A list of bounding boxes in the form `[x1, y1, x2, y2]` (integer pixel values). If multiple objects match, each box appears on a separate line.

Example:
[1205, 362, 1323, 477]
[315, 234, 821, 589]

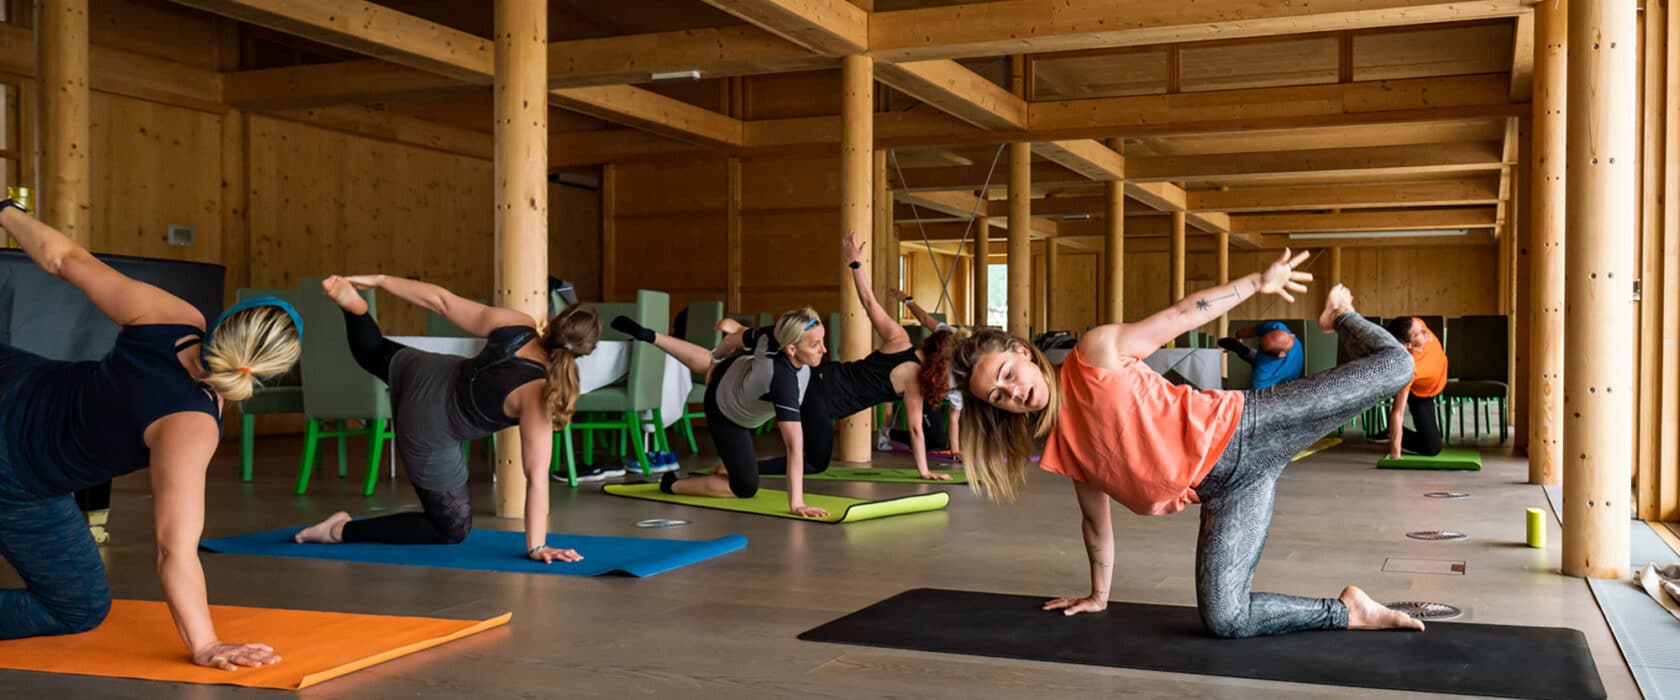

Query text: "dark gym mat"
[799, 588, 1604, 700]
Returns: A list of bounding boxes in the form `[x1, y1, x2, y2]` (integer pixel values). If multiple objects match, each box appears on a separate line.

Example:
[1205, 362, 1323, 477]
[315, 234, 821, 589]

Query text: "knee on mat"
[439, 518, 473, 545]
[1417, 442, 1444, 457]
[729, 476, 759, 499]
[50, 592, 111, 635]
[1200, 609, 1252, 639]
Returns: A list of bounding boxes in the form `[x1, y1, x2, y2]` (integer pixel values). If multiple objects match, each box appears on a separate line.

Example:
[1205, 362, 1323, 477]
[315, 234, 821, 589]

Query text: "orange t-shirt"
[1407, 320, 1448, 398]
[1040, 347, 1246, 516]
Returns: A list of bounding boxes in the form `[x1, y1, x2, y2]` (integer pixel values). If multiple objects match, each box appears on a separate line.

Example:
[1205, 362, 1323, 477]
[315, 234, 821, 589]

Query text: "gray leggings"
[1191, 313, 1413, 638]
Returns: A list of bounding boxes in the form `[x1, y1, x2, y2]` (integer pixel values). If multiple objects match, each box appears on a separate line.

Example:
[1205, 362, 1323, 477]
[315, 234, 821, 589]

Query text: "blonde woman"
[612, 308, 828, 518]
[952, 250, 1426, 639]
[293, 275, 598, 564]
[0, 199, 300, 669]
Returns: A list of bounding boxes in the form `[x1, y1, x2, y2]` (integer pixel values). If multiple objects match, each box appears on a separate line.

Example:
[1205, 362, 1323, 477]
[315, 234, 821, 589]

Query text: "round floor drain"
[635, 518, 690, 528]
[1407, 530, 1468, 541]
[1424, 491, 1471, 499]
[1387, 601, 1463, 621]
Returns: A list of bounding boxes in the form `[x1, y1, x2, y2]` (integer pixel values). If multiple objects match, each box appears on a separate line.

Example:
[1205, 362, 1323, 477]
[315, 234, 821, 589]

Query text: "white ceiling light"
[651, 70, 702, 82]
[1288, 229, 1470, 241]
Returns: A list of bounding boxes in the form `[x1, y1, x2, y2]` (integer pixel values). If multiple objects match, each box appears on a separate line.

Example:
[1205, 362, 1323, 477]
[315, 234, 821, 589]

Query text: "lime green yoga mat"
[1377, 446, 1482, 471]
[1292, 437, 1342, 461]
[602, 483, 950, 523]
[697, 467, 967, 484]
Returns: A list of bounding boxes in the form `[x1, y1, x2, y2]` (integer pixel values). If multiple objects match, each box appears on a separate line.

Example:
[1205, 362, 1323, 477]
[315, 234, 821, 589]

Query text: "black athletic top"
[456, 325, 549, 430]
[740, 325, 919, 419]
[0, 324, 220, 498]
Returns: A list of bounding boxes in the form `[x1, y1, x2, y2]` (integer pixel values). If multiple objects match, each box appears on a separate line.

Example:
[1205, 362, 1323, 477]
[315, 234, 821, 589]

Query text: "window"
[987, 263, 1008, 328]
[0, 79, 18, 247]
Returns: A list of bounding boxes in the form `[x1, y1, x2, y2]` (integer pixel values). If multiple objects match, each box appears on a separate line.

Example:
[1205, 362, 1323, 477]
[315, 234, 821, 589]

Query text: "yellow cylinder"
[1526, 507, 1547, 548]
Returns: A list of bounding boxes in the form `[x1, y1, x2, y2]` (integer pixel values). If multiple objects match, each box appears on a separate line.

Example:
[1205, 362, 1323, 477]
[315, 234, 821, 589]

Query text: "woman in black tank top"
[0, 202, 301, 668]
[290, 275, 601, 566]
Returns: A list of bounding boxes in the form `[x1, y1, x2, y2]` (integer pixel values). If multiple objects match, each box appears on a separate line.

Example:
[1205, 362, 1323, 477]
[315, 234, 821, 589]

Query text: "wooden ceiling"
[183, 0, 1532, 248]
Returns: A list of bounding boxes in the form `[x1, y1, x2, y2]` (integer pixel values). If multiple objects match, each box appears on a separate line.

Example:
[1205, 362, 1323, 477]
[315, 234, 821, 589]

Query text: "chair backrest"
[682, 301, 725, 349]
[1453, 314, 1509, 382]
[1223, 346, 1253, 390]
[626, 291, 670, 410]
[1444, 316, 1465, 378]
[295, 277, 390, 420]
[827, 311, 842, 358]
[757, 312, 775, 328]
[1302, 323, 1338, 377]
[236, 287, 303, 387]
[726, 312, 754, 327]
[549, 289, 568, 316]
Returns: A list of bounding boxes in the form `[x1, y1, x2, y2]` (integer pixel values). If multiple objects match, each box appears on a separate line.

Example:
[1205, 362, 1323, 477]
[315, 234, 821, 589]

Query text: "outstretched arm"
[1043, 479, 1114, 616]
[891, 289, 944, 330]
[843, 231, 910, 353]
[1387, 385, 1410, 460]
[344, 274, 531, 337]
[0, 206, 199, 327]
[519, 388, 582, 564]
[1081, 250, 1311, 365]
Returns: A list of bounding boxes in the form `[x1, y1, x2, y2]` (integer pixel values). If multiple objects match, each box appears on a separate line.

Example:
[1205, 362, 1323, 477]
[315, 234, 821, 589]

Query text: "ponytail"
[541, 305, 601, 426]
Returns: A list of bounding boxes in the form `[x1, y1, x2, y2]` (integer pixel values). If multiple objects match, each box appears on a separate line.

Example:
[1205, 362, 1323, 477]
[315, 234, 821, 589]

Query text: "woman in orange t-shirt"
[951, 251, 1423, 639]
[1377, 317, 1447, 459]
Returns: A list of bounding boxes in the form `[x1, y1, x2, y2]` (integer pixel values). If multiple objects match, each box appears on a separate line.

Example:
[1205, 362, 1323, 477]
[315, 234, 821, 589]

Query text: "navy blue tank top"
[0, 324, 221, 497]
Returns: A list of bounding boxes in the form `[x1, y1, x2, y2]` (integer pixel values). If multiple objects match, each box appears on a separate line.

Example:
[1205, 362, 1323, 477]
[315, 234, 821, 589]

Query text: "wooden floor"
[0, 432, 1639, 699]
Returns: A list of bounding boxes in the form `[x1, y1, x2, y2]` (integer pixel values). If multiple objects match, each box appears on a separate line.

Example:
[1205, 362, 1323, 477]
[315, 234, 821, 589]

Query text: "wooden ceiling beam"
[869, 0, 1527, 61]
[700, 0, 868, 56]
[223, 59, 465, 110]
[546, 24, 832, 87]
[548, 86, 744, 147]
[873, 59, 1028, 130]
[1230, 207, 1500, 234]
[1030, 139, 1123, 179]
[1187, 178, 1504, 212]
[1509, 10, 1535, 102]
[1126, 142, 1506, 183]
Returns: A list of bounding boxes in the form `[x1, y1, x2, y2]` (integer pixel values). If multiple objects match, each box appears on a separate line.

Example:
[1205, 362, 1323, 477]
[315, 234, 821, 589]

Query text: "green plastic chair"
[234, 288, 305, 481]
[555, 290, 671, 486]
[675, 301, 724, 453]
[293, 277, 394, 496]
[1442, 314, 1510, 443]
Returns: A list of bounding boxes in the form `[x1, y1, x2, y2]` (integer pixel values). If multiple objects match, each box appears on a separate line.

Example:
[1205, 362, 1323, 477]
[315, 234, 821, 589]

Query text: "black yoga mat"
[800, 589, 1604, 700]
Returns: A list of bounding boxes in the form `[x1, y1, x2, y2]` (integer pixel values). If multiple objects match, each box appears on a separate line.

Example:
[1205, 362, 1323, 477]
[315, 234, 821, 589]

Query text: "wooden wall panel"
[614, 160, 728, 215]
[1053, 252, 1099, 331]
[88, 92, 223, 264]
[740, 155, 841, 211]
[611, 214, 727, 305]
[740, 209, 840, 291]
[90, 0, 225, 70]
[745, 70, 842, 120]
[551, 181, 601, 302]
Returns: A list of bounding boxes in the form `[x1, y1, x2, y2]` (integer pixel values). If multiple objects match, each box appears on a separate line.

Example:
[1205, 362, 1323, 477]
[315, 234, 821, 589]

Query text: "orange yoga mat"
[0, 599, 510, 690]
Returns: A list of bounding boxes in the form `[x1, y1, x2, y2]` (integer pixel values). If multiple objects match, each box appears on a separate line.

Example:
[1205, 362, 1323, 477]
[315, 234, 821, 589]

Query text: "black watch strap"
[0, 198, 28, 214]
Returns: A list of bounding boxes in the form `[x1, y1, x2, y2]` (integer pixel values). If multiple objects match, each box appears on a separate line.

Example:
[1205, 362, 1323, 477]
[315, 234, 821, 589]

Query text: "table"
[388, 337, 693, 429]
[1045, 346, 1224, 391]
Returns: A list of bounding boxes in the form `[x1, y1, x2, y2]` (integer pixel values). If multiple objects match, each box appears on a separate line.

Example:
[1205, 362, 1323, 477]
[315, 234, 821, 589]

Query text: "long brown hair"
[202, 306, 301, 402]
[540, 305, 601, 427]
[949, 329, 1061, 502]
[917, 329, 957, 411]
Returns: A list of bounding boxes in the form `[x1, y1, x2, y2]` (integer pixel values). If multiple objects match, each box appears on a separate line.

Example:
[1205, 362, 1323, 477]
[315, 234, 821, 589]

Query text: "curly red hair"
[918, 329, 956, 411]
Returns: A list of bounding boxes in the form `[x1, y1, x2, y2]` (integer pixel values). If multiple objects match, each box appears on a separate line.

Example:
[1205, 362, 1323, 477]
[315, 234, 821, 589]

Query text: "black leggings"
[1402, 394, 1444, 456]
[705, 356, 762, 498]
[343, 309, 404, 384]
[339, 484, 473, 545]
[73, 482, 110, 512]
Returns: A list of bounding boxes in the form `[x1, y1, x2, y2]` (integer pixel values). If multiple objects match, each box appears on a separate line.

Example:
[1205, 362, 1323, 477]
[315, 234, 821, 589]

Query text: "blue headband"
[804, 317, 820, 330]
[200, 295, 304, 376]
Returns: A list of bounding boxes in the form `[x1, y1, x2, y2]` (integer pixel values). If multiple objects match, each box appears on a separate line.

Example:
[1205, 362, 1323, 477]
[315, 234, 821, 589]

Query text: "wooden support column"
[1662, 0, 1680, 521]
[1044, 238, 1059, 330]
[1216, 231, 1230, 340]
[492, 0, 547, 519]
[1637, 0, 1667, 520]
[974, 214, 989, 324]
[1513, 118, 1534, 453]
[1330, 246, 1344, 286]
[1170, 210, 1187, 300]
[1531, 0, 1567, 486]
[1562, 0, 1636, 579]
[727, 158, 742, 312]
[1104, 138, 1124, 323]
[36, 0, 90, 241]
[873, 150, 892, 312]
[602, 165, 617, 302]
[1007, 141, 1031, 337]
[838, 53, 873, 463]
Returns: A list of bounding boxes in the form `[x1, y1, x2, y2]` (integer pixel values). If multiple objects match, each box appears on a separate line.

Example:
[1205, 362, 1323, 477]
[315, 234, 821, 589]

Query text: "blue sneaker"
[646, 451, 679, 474]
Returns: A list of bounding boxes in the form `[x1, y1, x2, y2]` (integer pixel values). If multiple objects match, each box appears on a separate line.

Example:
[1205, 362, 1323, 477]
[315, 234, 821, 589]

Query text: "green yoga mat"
[698, 467, 967, 484]
[603, 483, 950, 523]
[1293, 436, 1342, 461]
[1377, 446, 1482, 471]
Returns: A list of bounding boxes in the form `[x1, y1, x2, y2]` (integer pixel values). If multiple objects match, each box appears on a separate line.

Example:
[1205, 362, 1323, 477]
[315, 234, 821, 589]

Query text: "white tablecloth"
[1045, 345, 1223, 391]
[388, 337, 693, 428]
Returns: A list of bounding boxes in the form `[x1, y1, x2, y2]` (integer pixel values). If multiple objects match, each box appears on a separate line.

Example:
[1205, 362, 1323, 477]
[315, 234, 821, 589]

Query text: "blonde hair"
[949, 329, 1061, 503]
[541, 304, 601, 427]
[773, 307, 821, 350]
[202, 306, 302, 402]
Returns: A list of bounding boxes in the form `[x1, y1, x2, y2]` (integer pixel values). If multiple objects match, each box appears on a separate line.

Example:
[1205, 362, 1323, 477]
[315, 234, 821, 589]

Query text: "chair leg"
[336, 422, 349, 477]
[681, 412, 699, 453]
[652, 409, 670, 452]
[1500, 396, 1509, 444]
[296, 419, 322, 495]
[627, 412, 651, 475]
[241, 413, 255, 482]
[563, 427, 579, 487]
[363, 419, 387, 496]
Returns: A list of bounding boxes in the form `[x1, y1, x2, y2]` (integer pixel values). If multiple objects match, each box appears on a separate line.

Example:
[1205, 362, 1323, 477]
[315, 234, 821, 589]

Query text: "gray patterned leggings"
[1192, 312, 1413, 638]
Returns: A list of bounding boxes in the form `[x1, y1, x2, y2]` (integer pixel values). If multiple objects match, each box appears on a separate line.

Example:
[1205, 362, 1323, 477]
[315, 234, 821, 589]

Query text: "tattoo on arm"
[1194, 299, 1211, 311]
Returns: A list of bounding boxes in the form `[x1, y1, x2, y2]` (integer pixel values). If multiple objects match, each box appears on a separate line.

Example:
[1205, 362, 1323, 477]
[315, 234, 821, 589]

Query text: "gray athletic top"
[713, 334, 810, 428]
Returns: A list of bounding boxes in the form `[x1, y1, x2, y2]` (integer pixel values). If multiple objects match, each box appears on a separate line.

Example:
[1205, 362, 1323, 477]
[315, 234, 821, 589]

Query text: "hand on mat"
[529, 546, 583, 564]
[917, 470, 953, 481]
[790, 504, 829, 518]
[1258, 248, 1313, 303]
[194, 641, 280, 670]
[1042, 594, 1107, 616]
[1388, 445, 1403, 461]
[841, 230, 865, 265]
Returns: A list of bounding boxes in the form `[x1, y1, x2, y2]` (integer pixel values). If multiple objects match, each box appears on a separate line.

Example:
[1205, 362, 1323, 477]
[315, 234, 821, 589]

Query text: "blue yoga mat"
[201, 527, 746, 578]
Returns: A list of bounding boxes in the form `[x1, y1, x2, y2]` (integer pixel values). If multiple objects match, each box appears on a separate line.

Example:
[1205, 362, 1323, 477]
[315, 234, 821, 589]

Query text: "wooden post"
[974, 214, 989, 324]
[727, 158, 742, 312]
[1330, 246, 1344, 287]
[220, 111, 248, 303]
[838, 54, 873, 463]
[1008, 142, 1031, 337]
[1104, 139, 1124, 323]
[1045, 238, 1059, 330]
[873, 150, 892, 315]
[1170, 210, 1187, 300]
[1216, 231, 1230, 340]
[1637, 0, 1666, 520]
[1531, 0, 1568, 486]
[36, 0, 89, 242]
[1562, 0, 1636, 579]
[1513, 117, 1534, 453]
[602, 164, 617, 303]
[491, 0, 547, 519]
[1662, 0, 1680, 521]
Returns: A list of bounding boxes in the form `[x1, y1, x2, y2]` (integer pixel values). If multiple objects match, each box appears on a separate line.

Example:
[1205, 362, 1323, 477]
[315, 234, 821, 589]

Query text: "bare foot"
[322, 276, 368, 316]
[1317, 284, 1355, 333]
[1341, 586, 1425, 631]
[716, 318, 745, 336]
[294, 511, 352, 544]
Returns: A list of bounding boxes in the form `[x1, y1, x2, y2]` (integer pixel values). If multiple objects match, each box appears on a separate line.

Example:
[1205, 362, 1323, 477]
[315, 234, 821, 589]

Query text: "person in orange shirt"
[951, 251, 1424, 639]
[1377, 317, 1447, 459]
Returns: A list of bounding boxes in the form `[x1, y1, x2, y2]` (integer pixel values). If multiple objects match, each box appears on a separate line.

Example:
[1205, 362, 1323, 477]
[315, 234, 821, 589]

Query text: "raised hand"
[888, 289, 911, 303]
[1257, 249, 1313, 303]
[841, 230, 866, 265]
